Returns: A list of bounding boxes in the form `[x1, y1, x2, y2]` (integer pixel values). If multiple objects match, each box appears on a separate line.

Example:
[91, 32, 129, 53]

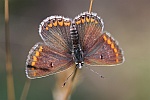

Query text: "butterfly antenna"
[85, 66, 104, 78]
[89, 0, 94, 13]
[62, 67, 78, 87]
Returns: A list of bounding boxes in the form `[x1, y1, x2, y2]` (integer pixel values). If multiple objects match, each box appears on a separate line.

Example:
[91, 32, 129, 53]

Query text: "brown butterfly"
[26, 12, 125, 79]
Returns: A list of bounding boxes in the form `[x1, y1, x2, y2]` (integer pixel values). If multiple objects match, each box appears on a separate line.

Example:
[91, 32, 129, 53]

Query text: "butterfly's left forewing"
[39, 16, 72, 52]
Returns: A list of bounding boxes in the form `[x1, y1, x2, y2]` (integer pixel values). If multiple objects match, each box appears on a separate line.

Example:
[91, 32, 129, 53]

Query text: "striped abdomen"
[70, 24, 84, 68]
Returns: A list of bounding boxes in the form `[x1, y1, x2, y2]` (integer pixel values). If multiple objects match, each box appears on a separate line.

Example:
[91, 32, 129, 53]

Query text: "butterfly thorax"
[70, 24, 84, 69]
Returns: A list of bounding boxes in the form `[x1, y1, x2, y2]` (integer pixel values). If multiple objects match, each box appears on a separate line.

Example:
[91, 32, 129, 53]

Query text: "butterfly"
[26, 11, 125, 79]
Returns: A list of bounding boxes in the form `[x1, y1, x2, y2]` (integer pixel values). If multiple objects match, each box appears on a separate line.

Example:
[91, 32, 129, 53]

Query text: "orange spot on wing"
[76, 19, 81, 25]
[53, 20, 57, 26]
[58, 20, 64, 26]
[81, 18, 85, 23]
[46, 27, 48, 30]
[31, 67, 36, 76]
[33, 72, 36, 76]
[107, 39, 111, 44]
[90, 18, 95, 22]
[33, 56, 37, 61]
[31, 68, 34, 70]
[31, 62, 35, 66]
[35, 51, 40, 56]
[111, 43, 115, 49]
[86, 17, 90, 22]
[114, 48, 118, 53]
[116, 53, 119, 57]
[64, 21, 71, 26]
[95, 20, 98, 24]
[103, 35, 107, 41]
[116, 59, 119, 63]
[39, 46, 43, 52]
[48, 23, 52, 27]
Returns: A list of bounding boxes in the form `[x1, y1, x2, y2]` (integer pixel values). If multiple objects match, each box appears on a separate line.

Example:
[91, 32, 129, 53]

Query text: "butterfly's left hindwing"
[26, 42, 73, 79]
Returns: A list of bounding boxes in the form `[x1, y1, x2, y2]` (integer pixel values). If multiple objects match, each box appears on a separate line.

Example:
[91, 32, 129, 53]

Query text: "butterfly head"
[75, 62, 84, 69]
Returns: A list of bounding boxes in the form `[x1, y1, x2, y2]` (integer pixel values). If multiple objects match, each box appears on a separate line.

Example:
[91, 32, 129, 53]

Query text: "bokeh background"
[0, 0, 150, 100]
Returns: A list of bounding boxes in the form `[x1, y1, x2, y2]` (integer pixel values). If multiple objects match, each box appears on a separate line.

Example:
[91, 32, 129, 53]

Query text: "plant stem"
[5, 0, 15, 99]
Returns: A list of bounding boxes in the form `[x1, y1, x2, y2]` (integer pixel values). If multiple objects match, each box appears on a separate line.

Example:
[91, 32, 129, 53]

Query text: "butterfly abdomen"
[70, 24, 84, 68]
[70, 24, 80, 48]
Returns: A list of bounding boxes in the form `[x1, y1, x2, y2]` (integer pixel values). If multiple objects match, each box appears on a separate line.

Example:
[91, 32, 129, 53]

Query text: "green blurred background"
[0, 0, 150, 100]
